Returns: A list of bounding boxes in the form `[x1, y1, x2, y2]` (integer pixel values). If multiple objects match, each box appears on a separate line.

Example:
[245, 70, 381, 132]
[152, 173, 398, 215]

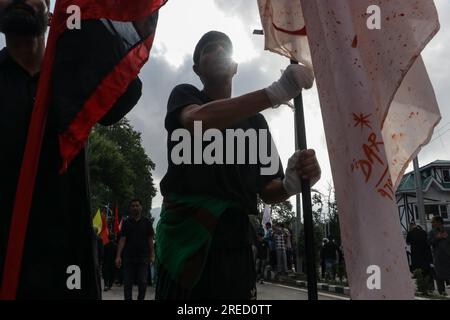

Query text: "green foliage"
[88, 118, 156, 217]
[256, 197, 296, 226]
[272, 200, 295, 224]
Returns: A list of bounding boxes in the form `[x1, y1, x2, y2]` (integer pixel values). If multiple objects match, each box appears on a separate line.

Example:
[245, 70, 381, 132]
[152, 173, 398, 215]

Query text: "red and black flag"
[54, 0, 167, 169]
[1, 0, 167, 299]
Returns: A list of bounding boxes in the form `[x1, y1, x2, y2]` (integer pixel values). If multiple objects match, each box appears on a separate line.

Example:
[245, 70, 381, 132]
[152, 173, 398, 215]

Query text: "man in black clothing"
[115, 199, 155, 300]
[428, 216, 450, 295]
[320, 238, 338, 280]
[406, 223, 433, 276]
[156, 31, 321, 300]
[0, 0, 142, 299]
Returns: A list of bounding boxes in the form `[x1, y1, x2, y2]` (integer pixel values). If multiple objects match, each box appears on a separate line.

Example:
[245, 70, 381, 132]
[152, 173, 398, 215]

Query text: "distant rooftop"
[397, 160, 450, 192]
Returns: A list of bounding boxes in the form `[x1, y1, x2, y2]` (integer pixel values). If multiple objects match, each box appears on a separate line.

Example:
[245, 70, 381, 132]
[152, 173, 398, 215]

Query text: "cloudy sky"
[2, 0, 449, 212]
[130, 0, 450, 210]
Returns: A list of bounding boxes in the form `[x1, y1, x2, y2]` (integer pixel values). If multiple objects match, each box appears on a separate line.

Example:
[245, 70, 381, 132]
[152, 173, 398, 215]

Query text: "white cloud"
[155, 0, 259, 67]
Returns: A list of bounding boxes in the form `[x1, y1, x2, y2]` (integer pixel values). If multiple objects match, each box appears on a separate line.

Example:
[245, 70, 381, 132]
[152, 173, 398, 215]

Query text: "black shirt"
[160, 84, 284, 215]
[321, 242, 338, 261]
[406, 227, 432, 270]
[121, 216, 154, 260]
[0, 49, 39, 229]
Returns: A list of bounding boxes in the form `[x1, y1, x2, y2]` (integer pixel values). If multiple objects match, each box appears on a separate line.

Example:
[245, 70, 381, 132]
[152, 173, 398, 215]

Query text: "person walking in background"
[337, 244, 346, 282]
[428, 216, 450, 296]
[283, 223, 293, 272]
[103, 234, 118, 291]
[115, 229, 124, 287]
[273, 223, 288, 274]
[94, 227, 104, 278]
[406, 222, 433, 290]
[115, 199, 155, 300]
[321, 237, 338, 280]
[320, 238, 327, 279]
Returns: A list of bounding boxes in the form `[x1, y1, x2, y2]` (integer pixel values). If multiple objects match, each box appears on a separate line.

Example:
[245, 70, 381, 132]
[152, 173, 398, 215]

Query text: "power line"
[437, 121, 450, 129]
[436, 121, 450, 132]
[430, 128, 450, 144]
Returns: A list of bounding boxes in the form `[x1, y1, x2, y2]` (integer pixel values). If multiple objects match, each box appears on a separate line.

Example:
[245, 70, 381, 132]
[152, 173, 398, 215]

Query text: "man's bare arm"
[259, 179, 290, 205]
[115, 237, 126, 268]
[179, 90, 272, 132]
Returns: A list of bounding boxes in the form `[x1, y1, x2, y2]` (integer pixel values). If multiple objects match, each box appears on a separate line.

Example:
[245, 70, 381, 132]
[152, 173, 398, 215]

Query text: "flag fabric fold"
[258, 0, 441, 299]
[257, 0, 311, 68]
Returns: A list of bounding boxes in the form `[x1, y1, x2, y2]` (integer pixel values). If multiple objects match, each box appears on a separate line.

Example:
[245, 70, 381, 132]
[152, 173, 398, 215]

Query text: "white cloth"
[264, 64, 314, 107]
[282, 150, 319, 196]
[258, 0, 441, 299]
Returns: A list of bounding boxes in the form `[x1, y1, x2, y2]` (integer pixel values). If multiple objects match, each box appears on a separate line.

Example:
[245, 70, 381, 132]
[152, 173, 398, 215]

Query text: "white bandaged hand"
[282, 149, 321, 196]
[265, 64, 314, 108]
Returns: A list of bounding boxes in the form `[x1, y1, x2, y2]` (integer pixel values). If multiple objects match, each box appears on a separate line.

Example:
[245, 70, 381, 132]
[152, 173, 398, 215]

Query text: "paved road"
[102, 282, 347, 300]
[257, 282, 348, 300]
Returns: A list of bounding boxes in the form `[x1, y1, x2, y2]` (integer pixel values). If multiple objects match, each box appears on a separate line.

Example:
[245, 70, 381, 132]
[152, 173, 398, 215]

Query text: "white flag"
[257, 0, 311, 67]
[258, 0, 441, 299]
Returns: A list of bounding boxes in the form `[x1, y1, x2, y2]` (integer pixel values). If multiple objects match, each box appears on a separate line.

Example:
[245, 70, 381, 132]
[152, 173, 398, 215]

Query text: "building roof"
[397, 160, 450, 193]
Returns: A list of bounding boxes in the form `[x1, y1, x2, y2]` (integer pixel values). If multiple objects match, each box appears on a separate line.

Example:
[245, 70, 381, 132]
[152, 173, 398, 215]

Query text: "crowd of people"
[252, 222, 297, 283]
[253, 221, 346, 284]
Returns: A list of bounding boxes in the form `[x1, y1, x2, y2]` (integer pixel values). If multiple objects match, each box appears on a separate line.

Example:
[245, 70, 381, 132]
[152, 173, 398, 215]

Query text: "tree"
[256, 197, 295, 225]
[88, 118, 156, 219]
[89, 132, 134, 211]
[254, 189, 342, 276]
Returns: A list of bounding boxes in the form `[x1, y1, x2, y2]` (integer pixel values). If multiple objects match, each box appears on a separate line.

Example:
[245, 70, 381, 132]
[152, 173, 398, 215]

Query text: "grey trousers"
[276, 249, 287, 273]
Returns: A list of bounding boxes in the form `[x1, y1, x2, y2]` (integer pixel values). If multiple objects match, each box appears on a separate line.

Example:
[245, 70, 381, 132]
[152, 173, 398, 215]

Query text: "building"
[397, 160, 450, 235]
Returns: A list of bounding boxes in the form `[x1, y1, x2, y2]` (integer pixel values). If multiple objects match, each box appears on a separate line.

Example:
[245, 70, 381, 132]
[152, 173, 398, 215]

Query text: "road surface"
[102, 281, 347, 300]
